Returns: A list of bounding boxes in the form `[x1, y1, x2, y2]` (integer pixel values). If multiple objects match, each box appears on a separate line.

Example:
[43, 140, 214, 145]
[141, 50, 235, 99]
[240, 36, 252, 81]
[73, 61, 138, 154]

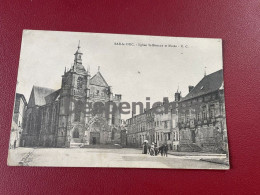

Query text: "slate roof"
[15, 93, 27, 105]
[45, 89, 61, 104]
[182, 69, 223, 101]
[90, 71, 109, 87]
[74, 64, 87, 74]
[28, 86, 57, 107]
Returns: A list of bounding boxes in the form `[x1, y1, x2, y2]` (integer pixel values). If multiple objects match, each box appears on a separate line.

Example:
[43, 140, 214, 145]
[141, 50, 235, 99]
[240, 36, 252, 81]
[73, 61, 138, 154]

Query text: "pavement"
[7, 147, 229, 170]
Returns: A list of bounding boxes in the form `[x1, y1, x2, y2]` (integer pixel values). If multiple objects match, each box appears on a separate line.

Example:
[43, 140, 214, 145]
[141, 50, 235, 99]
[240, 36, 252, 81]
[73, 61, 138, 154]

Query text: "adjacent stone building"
[21, 43, 123, 148]
[10, 93, 27, 148]
[178, 69, 227, 153]
[126, 98, 179, 151]
[126, 69, 227, 153]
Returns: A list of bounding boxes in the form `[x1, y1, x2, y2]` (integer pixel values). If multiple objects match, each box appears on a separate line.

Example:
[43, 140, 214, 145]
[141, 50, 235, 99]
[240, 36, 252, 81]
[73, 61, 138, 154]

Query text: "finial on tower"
[204, 66, 207, 77]
[78, 40, 80, 49]
[98, 66, 100, 72]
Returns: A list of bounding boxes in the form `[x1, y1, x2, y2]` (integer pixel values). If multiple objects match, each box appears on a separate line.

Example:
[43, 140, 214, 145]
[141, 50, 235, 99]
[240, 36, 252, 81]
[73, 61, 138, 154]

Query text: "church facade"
[21, 44, 124, 148]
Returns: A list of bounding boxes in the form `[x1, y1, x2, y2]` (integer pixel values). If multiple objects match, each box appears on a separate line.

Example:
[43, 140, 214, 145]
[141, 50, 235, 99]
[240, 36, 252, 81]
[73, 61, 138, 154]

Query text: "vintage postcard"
[8, 30, 229, 169]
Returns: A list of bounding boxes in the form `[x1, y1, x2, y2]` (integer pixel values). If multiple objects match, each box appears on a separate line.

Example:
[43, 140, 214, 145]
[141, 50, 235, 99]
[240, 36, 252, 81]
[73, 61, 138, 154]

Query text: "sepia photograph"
[8, 30, 229, 169]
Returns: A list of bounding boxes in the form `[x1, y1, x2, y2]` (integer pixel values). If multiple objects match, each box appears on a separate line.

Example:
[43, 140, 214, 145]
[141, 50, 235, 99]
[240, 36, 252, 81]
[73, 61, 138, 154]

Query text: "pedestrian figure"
[154, 143, 158, 156]
[164, 144, 168, 157]
[159, 145, 164, 156]
[148, 144, 151, 155]
[143, 142, 148, 154]
[150, 142, 155, 156]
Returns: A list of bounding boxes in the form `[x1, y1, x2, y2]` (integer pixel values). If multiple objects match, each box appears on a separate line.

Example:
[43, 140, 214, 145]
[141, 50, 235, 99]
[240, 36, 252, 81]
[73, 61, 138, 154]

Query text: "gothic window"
[202, 106, 207, 120]
[74, 101, 82, 122]
[77, 77, 83, 89]
[52, 107, 56, 122]
[209, 104, 215, 118]
[111, 129, 115, 140]
[112, 114, 115, 125]
[29, 113, 32, 133]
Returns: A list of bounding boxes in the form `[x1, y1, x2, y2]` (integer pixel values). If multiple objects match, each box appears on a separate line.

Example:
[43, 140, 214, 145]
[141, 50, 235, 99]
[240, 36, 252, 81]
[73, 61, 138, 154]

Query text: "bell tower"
[74, 41, 83, 65]
[57, 42, 89, 147]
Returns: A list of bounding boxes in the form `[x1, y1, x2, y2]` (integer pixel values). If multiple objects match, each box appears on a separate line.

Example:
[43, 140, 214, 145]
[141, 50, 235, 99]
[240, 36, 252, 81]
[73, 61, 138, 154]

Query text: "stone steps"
[70, 143, 84, 148]
[81, 144, 122, 149]
[179, 143, 202, 152]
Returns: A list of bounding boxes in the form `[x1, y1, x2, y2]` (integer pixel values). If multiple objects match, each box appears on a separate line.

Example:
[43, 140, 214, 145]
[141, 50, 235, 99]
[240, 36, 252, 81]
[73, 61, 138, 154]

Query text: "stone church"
[21, 43, 125, 148]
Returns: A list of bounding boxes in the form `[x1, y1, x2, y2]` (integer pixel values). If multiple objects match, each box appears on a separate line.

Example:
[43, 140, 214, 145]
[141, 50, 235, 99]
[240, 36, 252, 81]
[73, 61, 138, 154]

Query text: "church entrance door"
[90, 132, 100, 145]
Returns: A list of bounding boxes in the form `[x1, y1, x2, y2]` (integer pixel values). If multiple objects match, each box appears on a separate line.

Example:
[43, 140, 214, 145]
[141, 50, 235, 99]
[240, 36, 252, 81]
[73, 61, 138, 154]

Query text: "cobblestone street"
[8, 148, 229, 169]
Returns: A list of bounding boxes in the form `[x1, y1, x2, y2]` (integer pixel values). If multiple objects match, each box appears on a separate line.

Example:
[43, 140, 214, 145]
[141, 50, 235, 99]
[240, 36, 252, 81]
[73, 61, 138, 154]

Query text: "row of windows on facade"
[179, 104, 225, 123]
[127, 111, 172, 125]
[128, 131, 179, 144]
[129, 119, 173, 132]
[126, 93, 222, 125]
[180, 94, 219, 108]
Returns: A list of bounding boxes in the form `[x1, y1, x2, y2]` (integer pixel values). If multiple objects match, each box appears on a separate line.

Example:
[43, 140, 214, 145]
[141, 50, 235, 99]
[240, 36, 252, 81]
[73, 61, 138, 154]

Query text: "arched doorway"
[90, 121, 101, 145]
[73, 128, 79, 138]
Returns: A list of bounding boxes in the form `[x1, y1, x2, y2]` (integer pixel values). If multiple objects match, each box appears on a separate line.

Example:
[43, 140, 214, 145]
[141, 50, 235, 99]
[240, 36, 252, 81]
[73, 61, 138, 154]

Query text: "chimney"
[188, 85, 194, 92]
[115, 94, 122, 100]
[163, 97, 169, 105]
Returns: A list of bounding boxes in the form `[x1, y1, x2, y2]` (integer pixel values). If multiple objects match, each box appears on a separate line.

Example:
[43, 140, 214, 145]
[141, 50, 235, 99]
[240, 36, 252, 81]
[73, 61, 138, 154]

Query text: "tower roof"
[74, 40, 82, 54]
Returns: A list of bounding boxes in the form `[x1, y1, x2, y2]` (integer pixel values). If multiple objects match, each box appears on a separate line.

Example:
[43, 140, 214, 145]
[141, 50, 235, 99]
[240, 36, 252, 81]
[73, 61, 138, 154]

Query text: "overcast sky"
[16, 30, 223, 119]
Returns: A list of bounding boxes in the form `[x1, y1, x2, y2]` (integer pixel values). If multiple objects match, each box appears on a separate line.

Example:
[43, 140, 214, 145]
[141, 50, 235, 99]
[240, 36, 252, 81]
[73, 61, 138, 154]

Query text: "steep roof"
[90, 71, 108, 87]
[182, 69, 223, 101]
[28, 86, 57, 107]
[15, 93, 27, 105]
[45, 89, 61, 104]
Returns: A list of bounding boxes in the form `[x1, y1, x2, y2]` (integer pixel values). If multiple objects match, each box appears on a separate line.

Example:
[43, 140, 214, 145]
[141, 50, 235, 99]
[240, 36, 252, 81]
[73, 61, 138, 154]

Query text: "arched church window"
[111, 129, 115, 140]
[77, 77, 83, 89]
[74, 101, 82, 122]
